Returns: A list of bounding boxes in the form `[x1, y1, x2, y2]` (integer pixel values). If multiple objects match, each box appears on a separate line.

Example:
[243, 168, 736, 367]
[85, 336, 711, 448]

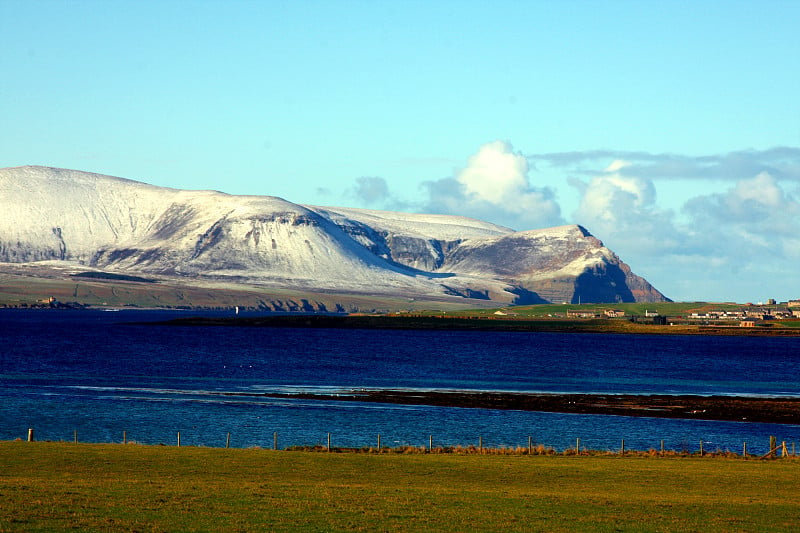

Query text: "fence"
[20, 427, 798, 459]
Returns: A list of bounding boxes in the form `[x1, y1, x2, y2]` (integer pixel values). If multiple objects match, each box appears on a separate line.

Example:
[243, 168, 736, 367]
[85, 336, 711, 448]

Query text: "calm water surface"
[1, 309, 799, 454]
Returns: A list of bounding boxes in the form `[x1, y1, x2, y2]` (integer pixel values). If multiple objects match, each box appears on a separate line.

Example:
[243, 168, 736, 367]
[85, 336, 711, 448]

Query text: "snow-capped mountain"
[0, 166, 668, 304]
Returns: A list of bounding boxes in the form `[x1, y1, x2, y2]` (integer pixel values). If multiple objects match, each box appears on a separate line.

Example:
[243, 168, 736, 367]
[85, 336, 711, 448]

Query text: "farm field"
[1, 442, 798, 532]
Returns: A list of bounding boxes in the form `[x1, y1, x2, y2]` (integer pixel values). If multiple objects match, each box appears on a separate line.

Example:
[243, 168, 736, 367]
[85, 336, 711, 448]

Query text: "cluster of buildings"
[565, 309, 634, 319]
[563, 299, 800, 327]
[686, 301, 800, 327]
[687, 309, 800, 321]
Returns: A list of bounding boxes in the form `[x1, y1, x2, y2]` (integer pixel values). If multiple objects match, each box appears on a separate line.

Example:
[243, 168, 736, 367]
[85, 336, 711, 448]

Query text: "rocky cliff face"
[0, 166, 669, 304]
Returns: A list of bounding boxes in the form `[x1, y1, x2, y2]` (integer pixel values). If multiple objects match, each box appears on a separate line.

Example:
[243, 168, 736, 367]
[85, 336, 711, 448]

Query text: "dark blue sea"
[2, 309, 799, 455]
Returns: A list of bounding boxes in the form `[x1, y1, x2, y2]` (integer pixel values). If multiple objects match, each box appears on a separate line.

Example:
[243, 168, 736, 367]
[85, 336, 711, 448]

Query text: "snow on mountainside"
[0, 166, 174, 261]
[307, 206, 512, 240]
[0, 166, 669, 304]
[306, 205, 511, 272]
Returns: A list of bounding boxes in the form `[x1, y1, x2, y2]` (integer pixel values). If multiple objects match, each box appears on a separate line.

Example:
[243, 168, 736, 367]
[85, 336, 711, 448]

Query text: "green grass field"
[2, 442, 798, 532]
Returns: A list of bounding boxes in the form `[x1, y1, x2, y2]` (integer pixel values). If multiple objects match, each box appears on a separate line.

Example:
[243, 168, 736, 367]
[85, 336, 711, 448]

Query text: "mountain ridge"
[0, 165, 669, 307]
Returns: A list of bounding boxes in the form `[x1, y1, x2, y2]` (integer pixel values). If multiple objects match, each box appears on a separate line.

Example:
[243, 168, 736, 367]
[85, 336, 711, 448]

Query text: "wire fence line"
[17, 427, 798, 459]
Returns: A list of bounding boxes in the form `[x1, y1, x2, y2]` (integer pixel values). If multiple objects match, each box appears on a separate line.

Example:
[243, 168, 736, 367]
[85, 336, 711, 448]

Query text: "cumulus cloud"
[457, 141, 531, 204]
[570, 160, 669, 254]
[685, 172, 787, 222]
[422, 141, 563, 230]
[684, 172, 800, 245]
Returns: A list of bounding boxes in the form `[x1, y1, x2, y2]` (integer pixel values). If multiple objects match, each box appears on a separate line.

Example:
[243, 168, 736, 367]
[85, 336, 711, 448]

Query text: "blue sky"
[2, 0, 799, 303]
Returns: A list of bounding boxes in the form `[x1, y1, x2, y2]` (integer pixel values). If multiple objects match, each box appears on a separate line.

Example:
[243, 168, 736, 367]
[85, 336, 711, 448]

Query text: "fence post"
[479, 435, 483, 453]
[27, 428, 34, 442]
[123, 430, 127, 445]
[660, 440, 664, 454]
[621, 439, 625, 455]
[770, 436, 776, 458]
[377, 434, 381, 451]
[528, 435, 532, 455]
[429, 435, 433, 452]
[74, 430, 78, 444]
[177, 431, 181, 447]
[576, 437, 580, 455]
[226, 432, 231, 449]
[699, 440, 703, 456]
[781, 441, 787, 458]
[327, 432, 331, 452]
[274, 432, 278, 451]
[743, 441, 747, 458]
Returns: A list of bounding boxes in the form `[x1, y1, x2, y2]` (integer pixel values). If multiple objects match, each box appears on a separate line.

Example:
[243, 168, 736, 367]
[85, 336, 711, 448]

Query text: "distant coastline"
[154, 314, 800, 337]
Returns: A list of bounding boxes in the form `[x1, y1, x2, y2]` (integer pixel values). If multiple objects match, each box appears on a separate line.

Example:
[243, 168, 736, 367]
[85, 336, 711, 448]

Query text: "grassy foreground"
[1, 442, 798, 532]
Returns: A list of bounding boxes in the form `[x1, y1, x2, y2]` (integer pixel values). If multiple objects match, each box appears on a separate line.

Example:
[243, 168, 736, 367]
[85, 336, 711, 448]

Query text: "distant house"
[689, 310, 745, 321]
[604, 309, 625, 318]
[740, 320, 757, 328]
[788, 300, 800, 308]
[644, 310, 659, 318]
[567, 310, 599, 319]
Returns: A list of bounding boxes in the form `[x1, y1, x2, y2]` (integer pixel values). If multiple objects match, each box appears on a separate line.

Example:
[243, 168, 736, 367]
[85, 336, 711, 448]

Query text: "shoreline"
[154, 314, 800, 336]
[252, 389, 800, 425]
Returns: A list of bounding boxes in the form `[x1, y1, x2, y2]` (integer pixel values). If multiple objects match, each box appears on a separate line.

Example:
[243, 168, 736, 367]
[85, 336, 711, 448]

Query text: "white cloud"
[572, 162, 658, 232]
[423, 141, 563, 230]
[684, 171, 798, 228]
[457, 140, 531, 204]
[727, 172, 786, 215]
